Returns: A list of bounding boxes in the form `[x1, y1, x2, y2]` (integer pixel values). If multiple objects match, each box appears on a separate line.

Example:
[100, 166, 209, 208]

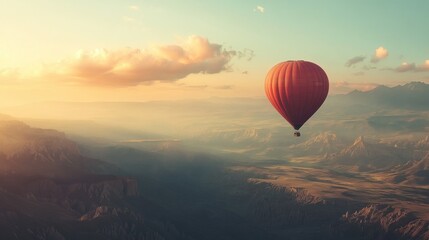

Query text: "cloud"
[228, 48, 254, 61]
[345, 56, 365, 67]
[331, 81, 379, 94]
[43, 36, 242, 86]
[416, 60, 429, 72]
[393, 60, 429, 72]
[254, 6, 264, 13]
[395, 62, 416, 72]
[240, 49, 254, 61]
[371, 46, 388, 63]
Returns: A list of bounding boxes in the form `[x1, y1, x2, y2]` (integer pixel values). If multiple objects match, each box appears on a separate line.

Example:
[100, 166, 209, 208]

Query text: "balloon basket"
[294, 131, 301, 137]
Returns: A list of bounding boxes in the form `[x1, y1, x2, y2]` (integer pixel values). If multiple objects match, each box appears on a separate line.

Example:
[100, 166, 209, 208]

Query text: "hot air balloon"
[265, 60, 329, 137]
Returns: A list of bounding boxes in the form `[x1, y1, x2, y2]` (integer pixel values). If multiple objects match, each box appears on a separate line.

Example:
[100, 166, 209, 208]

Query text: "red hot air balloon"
[265, 60, 329, 137]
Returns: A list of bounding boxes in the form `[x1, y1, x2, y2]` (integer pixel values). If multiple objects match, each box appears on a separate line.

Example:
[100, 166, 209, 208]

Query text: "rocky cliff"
[341, 204, 429, 240]
[0, 119, 118, 177]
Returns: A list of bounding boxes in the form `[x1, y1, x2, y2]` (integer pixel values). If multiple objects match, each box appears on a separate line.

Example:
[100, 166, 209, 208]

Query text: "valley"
[0, 82, 428, 239]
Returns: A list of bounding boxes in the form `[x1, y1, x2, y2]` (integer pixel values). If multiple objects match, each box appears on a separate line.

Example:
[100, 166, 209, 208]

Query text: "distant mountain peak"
[309, 132, 337, 144]
[373, 85, 389, 90]
[338, 81, 429, 111]
[348, 89, 363, 95]
[403, 81, 428, 90]
[0, 119, 117, 177]
[345, 136, 369, 157]
[346, 81, 429, 95]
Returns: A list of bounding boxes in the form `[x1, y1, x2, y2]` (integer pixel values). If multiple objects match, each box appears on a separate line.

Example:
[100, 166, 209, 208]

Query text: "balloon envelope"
[265, 60, 329, 130]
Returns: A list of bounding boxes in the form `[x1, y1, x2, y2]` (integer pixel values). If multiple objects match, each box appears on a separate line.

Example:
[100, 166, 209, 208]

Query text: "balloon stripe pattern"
[265, 60, 329, 130]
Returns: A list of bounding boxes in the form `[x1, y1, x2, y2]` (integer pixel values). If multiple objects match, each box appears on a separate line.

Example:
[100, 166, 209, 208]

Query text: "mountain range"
[346, 81, 429, 110]
[0, 117, 117, 177]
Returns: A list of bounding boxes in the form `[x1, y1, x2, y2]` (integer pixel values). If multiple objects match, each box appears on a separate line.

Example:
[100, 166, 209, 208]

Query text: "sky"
[0, 0, 428, 106]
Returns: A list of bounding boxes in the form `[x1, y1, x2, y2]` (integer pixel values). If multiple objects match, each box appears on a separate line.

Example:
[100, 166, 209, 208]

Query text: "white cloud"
[254, 6, 264, 13]
[371, 46, 388, 63]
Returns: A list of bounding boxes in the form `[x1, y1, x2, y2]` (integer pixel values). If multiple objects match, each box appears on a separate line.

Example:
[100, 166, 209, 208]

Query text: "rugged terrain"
[0, 82, 428, 239]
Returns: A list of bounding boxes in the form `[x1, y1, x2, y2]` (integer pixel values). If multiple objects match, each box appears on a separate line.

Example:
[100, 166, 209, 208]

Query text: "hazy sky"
[1, 0, 428, 106]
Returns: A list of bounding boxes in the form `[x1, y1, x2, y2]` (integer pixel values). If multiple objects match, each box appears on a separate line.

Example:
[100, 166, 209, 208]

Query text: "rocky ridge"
[342, 204, 429, 240]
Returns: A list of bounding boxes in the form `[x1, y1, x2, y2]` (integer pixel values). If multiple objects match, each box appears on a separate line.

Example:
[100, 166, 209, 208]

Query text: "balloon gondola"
[265, 60, 329, 137]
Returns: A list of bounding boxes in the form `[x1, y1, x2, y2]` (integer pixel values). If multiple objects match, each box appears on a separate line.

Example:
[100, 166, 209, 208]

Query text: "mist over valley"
[0, 82, 428, 239]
